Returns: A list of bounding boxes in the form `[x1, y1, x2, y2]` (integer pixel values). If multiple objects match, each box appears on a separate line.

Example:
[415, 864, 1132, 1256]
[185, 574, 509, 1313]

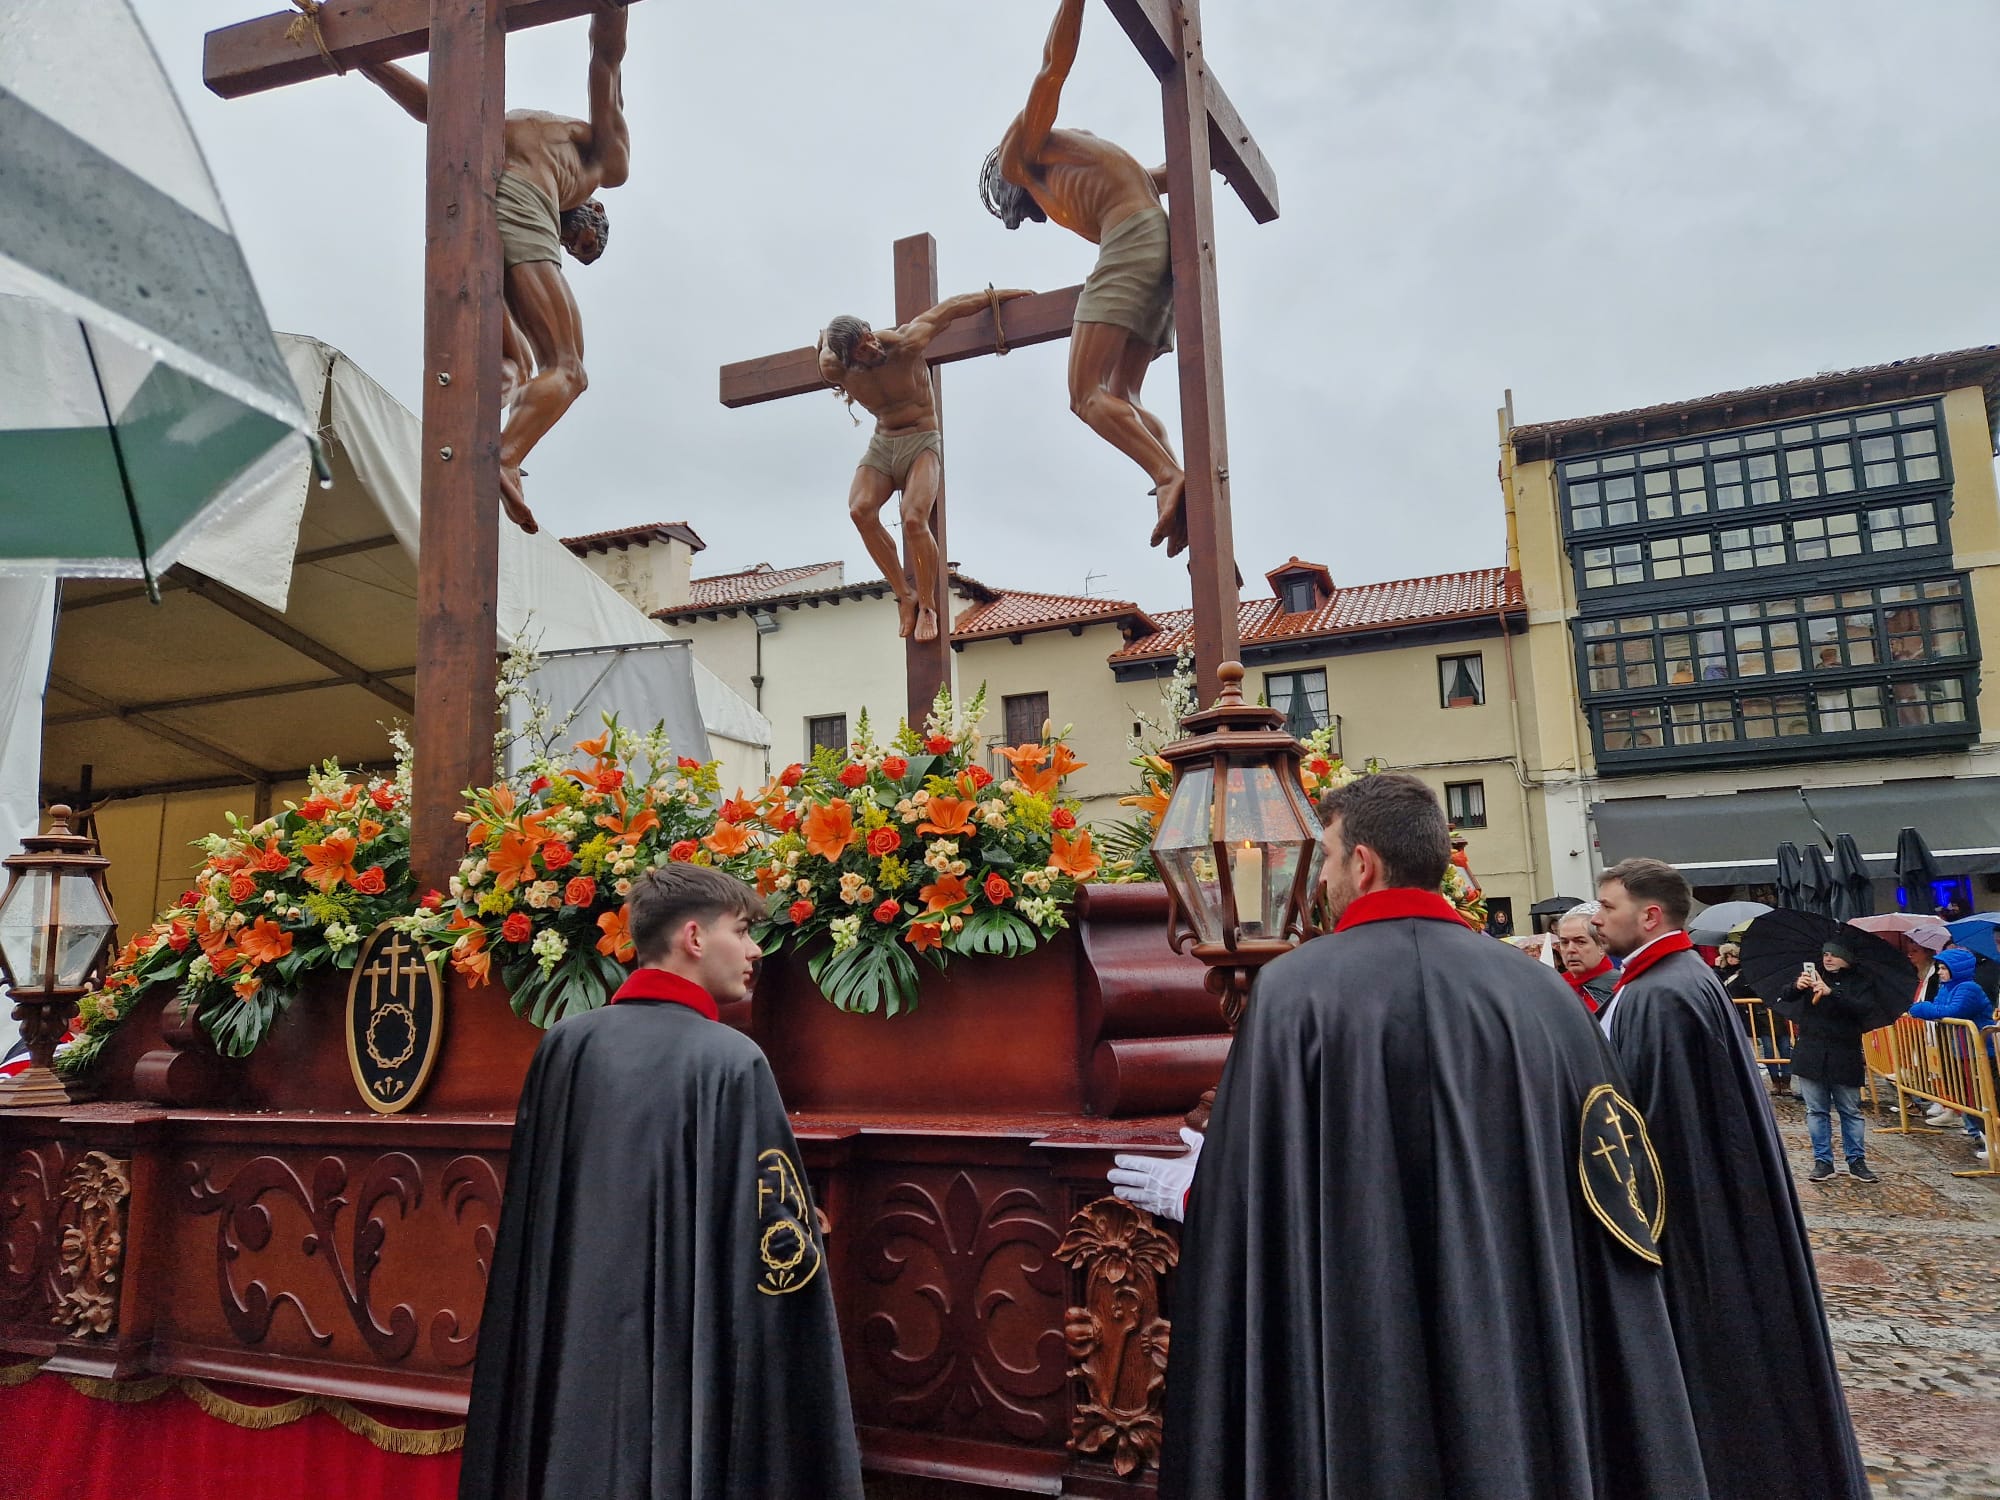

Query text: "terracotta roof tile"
[1111, 567, 1523, 662]
[1509, 345, 2000, 461]
[953, 589, 1156, 641]
[560, 521, 706, 554]
[684, 561, 843, 607]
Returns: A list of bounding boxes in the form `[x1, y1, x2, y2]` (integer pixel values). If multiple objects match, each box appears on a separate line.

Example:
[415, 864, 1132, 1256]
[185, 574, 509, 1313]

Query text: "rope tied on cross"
[285, 0, 346, 77]
[985, 285, 1010, 356]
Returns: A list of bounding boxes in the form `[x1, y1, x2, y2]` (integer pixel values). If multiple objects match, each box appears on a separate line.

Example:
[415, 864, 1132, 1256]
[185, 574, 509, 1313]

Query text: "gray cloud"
[137, 0, 1999, 613]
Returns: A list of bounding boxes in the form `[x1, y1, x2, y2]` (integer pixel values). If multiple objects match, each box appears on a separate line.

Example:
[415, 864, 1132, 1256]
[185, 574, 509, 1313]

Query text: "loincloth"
[1074, 205, 1173, 353]
[496, 171, 562, 269]
[857, 427, 942, 487]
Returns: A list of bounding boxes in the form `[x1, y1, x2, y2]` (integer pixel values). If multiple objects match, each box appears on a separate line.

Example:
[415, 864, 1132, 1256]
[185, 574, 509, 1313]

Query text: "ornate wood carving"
[427, 1153, 502, 1367]
[53, 1151, 131, 1337]
[181, 1152, 424, 1359]
[0, 1143, 71, 1323]
[855, 1169, 1069, 1441]
[1055, 1197, 1179, 1477]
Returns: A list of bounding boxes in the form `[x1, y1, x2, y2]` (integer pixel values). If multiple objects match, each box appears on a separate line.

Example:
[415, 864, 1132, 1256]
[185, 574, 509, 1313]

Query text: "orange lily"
[754, 864, 785, 896]
[463, 784, 521, 847]
[597, 907, 635, 962]
[251, 838, 290, 873]
[720, 791, 760, 825]
[703, 820, 753, 858]
[357, 817, 385, 843]
[1048, 829, 1101, 881]
[1050, 745, 1086, 779]
[193, 911, 236, 966]
[593, 790, 660, 848]
[997, 743, 1049, 776]
[300, 829, 359, 893]
[574, 729, 612, 760]
[236, 917, 294, 967]
[906, 920, 945, 952]
[1118, 778, 1172, 830]
[233, 973, 262, 1000]
[916, 796, 976, 837]
[802, 799, 858, 861]
[488, 828, 545, 891]
[919, 874, 968, 914]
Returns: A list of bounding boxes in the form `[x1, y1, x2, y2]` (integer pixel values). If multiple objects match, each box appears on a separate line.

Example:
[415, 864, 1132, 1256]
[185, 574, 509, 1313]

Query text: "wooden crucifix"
[721, 0, 1274, 713]
[720, 237, 1084, 726]
[202, 0, 646, 891]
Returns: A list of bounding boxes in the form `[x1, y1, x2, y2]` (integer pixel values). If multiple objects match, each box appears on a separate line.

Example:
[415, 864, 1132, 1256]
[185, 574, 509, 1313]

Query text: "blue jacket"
[1910, 949, 1996, 1024]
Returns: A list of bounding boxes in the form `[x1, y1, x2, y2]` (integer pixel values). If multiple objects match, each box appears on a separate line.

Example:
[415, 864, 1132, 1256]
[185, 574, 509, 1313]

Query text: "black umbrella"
[1799, 846, 1834, 918]
[1830, 833, 1874, 921]
[1738, 909, 1917, 1031]
[1774, 842, 1807, 911]
[1530, 895, 1588, 918]
[1894, 827, 1941, 912]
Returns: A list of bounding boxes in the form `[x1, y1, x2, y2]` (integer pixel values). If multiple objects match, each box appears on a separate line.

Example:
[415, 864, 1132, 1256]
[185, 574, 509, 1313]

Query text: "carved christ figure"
[817, 290, 1029, 642]
[982, 0, 1187, 555]
[357, 2, 631, 534]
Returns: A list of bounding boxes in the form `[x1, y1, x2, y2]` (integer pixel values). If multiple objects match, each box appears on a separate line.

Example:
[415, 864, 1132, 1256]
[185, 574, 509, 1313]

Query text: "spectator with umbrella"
[1739, 911, 1917, 1183]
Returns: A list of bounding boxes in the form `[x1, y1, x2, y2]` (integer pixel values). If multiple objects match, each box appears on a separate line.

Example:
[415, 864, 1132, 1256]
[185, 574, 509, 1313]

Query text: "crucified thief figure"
[358, 3, 631, 534]
[818, 291, 1028, 642]
[982, 0, 1186, 555]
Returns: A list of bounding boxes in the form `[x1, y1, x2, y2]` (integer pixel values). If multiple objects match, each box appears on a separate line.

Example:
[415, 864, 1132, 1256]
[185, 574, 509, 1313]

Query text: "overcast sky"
[136, 0, 1999, 613]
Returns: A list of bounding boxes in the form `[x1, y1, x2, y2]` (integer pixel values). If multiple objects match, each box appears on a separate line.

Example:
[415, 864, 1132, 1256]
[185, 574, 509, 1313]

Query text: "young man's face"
[693, 912, 762, 1003]
[1591, 880, 1656, 959]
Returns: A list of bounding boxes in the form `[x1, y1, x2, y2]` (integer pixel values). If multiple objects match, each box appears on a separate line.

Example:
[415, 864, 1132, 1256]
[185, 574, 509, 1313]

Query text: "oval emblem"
[345, 923, 444, 1114]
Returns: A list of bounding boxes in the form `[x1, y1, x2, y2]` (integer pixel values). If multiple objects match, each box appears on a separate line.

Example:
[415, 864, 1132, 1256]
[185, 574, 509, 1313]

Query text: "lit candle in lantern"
[1230, 840, 1264, 931]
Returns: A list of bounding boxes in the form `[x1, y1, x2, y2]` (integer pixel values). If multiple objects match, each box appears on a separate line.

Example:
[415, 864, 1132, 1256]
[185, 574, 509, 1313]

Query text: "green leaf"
[948, 907, 1037, 959]
[980, 846, 1017, 869]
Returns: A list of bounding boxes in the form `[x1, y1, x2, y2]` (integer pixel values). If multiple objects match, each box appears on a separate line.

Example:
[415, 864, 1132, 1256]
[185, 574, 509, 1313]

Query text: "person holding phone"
[1782, 940, 1878, 1183]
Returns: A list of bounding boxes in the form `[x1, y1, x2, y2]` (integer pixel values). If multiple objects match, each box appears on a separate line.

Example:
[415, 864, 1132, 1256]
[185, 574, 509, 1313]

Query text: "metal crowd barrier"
[1865, 1015, 1998, 1180]
[1732, 996, 1795, 1069]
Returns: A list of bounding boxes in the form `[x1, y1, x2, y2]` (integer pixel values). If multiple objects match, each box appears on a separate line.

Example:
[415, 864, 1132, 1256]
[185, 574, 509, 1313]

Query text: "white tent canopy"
[15, 334, 767, 917]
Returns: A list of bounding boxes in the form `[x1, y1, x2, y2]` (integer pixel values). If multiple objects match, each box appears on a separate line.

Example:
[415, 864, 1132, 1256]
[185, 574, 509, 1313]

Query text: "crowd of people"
[455, 777, 1993, 1499]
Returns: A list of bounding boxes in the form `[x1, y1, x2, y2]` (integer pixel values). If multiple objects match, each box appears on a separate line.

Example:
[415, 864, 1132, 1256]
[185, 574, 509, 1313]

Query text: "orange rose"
[788, 899, 816, 925]
[541, 840, 573, 871]
[228, 872, 258, 904]
[351, 866, 388, 896]
[873, 898, 901, 923]
[357, 818, 384, 843]
[983, 873, 1013, 904]
[866, 827, 902, 857]
[500, 911, 533, 944]
[564, 875, 597, 907]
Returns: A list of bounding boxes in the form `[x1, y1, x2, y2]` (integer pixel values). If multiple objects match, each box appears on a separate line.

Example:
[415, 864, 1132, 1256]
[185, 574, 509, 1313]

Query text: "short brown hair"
[625, 865, 760, 965]
[1598, 857, 1692, 929]
[1317, 773, 1450, 891]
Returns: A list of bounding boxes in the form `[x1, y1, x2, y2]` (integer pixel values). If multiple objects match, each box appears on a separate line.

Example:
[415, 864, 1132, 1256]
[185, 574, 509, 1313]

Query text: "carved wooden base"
[0, 1065, 74, 1109]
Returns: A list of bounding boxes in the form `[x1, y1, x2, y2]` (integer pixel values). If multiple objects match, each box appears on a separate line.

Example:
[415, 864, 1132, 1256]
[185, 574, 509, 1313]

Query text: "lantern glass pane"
[1153, 765, 1221, 944]
[54, 874, 115, 988]
[0, 870, 52, 989]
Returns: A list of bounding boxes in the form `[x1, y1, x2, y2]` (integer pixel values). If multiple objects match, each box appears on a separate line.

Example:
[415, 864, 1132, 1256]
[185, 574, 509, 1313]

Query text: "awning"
[1591, 778, 2000, 886]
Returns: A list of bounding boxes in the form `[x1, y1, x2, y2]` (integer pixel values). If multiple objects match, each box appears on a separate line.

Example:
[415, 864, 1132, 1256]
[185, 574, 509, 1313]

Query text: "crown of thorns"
[979, 149, 1046, 230]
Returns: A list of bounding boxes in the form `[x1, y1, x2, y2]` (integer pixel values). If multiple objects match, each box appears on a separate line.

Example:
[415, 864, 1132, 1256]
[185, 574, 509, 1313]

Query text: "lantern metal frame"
[1153, 662, 1324, 1029]
[0, 805, 118, 1108]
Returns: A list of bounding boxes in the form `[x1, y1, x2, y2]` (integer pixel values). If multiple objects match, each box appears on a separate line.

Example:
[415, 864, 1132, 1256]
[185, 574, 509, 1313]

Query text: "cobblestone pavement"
[1768, 1088, 2000, 1499]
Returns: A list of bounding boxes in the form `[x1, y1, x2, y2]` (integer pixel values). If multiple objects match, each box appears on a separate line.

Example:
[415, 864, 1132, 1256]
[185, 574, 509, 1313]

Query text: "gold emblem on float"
[345, 923, 445, 1114]
[1577, 1083, 1665, 1265]
[755, 1148, 823, 1295]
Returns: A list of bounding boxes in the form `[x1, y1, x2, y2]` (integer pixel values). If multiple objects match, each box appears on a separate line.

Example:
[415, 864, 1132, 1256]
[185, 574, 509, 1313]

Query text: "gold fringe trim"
[0, 1362, 463, 1456]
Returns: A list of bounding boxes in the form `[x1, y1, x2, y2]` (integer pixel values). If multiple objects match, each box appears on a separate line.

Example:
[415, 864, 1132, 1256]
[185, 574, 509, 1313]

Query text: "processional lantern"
[1153, 663, 1324, 1029]
[0, 806, 118, 1107]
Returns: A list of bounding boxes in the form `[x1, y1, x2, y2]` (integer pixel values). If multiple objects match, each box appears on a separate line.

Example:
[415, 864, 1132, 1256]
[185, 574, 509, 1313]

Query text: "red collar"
[1612, 931, 1693, 993]
[610, 967, 719, 1021]
[1563, 956, 1616, 991]
[1333, 888, 1467, 933]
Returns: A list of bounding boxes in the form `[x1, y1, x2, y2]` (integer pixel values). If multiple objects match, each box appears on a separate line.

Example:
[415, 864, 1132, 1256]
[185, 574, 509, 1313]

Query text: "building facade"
[1507, 347, 2000, 908]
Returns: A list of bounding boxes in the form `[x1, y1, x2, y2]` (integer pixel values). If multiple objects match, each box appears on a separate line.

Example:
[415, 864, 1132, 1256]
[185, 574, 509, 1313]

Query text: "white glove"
[1108, 1127, 1204, 1222]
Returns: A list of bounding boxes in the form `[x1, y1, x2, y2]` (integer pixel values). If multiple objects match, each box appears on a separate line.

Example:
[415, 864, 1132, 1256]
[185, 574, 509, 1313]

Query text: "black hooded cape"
[1162, 907, 1708, 1500]
[459, 998, 864, 1500]
[1603, 947, 1867, 1500]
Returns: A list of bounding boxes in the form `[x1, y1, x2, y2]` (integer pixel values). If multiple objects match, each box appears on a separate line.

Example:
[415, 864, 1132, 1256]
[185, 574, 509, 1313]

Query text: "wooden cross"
[719, 0, 1274, 713]
[202, 0, 648, 891]
[720, 235, 1084, 725]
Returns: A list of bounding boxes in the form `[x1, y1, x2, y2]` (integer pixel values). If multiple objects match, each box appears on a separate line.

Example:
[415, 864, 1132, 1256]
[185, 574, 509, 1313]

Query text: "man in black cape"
[1113, 774, 1707, 1499]
[460, 865, 864, 1499]
[1593, 857, 1866, 1500]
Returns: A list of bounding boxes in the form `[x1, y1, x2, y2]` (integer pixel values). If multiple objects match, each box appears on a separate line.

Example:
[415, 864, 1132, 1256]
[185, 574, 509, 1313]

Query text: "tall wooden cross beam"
[202, 0, 649, 892]
[720, 237, 1083, 726]
[722, 0, 1273, 710]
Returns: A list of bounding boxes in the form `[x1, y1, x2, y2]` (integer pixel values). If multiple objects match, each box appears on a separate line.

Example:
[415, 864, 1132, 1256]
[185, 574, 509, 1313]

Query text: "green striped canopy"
[0, 0, 309, 583]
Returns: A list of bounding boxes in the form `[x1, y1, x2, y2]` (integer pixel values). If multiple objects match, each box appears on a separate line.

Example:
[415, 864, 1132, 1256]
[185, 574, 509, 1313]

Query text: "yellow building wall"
[1942, 386, 2000, 747]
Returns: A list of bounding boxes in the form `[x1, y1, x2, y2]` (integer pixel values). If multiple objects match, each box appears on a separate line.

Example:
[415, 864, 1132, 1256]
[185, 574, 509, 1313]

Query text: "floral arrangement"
[60, 762, 414, 1070]
[399, 718, 734, 1028]
[747, 689, 1098, 1016]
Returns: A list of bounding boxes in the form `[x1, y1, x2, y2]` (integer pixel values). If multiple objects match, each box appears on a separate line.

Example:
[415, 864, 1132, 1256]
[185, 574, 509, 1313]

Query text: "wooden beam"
[410, 0, 507, 893]
[172, 570, 417, 715]
[55, 762, 398, 807]
[1157, 0, 1241, 702]
[1100, 0, 1279, 223]
[59, 535, 401, 612]
[202, 0, 643, 99]
[47, 676, 274, 784]
[719, 286, 1083, 409]
[895, 234, 951, 728]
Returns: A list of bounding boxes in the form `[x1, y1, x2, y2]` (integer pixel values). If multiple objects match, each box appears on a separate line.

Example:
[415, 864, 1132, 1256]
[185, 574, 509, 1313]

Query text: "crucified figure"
[982, 0, 1186, 556]
[817, 291, 1029, 642]
[357, 2, 631, 534]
